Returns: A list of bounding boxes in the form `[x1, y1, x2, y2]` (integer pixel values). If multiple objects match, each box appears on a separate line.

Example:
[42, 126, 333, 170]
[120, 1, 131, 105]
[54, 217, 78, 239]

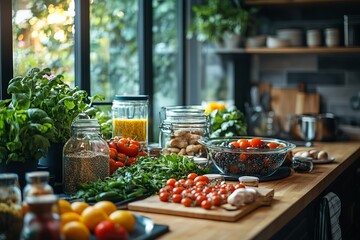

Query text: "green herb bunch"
[7, 68, 104, 143]
[209, 106, 247, 137]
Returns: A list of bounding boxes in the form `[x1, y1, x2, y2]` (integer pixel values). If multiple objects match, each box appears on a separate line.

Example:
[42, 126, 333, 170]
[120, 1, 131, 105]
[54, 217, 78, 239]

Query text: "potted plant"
[0, 68, 104, 186]
[188, 0, 257, 48]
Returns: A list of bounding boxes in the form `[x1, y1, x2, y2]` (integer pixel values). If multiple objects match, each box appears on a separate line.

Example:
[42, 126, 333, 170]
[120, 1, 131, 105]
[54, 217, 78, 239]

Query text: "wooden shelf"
[245, 0, 360, 5]
[213, 47, 360, 54]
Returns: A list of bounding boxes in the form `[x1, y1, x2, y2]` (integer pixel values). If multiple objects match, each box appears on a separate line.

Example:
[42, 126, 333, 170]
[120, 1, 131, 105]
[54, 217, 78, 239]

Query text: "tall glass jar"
[159, 106, 209, 157]
[112, 95, 149, 146]
[0, 173, 23, 240]
[63, 113, 110, 194]
[21, 195, 62, 240]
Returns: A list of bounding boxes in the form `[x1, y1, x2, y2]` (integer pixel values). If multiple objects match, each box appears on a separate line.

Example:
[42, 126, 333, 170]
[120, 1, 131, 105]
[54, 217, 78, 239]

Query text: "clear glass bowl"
[199, 136, 296, 178]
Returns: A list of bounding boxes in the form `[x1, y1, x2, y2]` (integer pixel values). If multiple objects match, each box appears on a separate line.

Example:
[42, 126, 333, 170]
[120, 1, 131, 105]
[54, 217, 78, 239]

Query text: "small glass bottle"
[159, 106, 209, 157]
[23, 171, 54, 199]
[63, 113, 110, 194]
[0, 173, 23, 240]
[112, 95, 149, 146]
[21, 195, 62, 240]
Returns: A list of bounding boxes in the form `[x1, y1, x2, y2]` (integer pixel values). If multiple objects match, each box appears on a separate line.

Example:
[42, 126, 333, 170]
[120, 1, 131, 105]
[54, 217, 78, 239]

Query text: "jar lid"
[26, 171, 50, 183]
[72, 113, 100, 128]
[114, 95, 149, 101]
[26, 195, 58, 205]
[0, 173, 18, 186]
[160, 106, 208, 124]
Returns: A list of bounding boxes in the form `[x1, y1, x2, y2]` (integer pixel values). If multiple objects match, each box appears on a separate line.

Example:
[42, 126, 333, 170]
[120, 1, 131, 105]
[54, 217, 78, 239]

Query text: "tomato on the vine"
[187, 173, 198, 180]
[181, 197, 192, 207]
[117, 138, 139, 157]
[194, 176, 209, 184]
[159, 192, 169, 202]
[201, 200, 212, 210]
[166, 178, 177, 187]
[108, 140, 118, 150]
[109, 148, 118, 159]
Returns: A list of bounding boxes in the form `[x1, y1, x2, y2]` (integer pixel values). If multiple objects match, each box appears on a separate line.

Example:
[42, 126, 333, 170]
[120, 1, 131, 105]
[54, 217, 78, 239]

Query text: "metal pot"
[289, 113, 338, 141]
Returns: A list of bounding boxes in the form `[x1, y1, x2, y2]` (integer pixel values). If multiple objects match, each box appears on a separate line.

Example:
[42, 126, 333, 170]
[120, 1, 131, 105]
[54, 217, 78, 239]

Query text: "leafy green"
[7, 67, 104, 143]
[209, 106, 247, 137]
[73, 154, 210, 202]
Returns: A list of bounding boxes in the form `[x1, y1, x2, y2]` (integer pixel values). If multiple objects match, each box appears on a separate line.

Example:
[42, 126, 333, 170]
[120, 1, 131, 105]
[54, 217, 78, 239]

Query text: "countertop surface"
[130, 141, 360, 240]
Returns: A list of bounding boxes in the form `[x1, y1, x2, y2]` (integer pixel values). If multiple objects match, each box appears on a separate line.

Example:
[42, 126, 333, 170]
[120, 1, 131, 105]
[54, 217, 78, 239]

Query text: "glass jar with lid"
[0, 173, 23, 240]
[63, 113, 110, 194]
[159, 106, 209, 157]
[112, 95, 149, 146]
[21, 195, 62, 240]
[23, 171, 54, 199]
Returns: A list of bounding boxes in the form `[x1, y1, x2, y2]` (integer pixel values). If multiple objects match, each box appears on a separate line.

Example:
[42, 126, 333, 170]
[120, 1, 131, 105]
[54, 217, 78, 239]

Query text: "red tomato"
[211, 195, 222, 206]
[184, 179, 194, 188]
[172, 187, 185, 195]
[249, 138, 264, 148]
[108, 140, 118, 150]
[237, 139, 250, 148]
[125, 157, 137, 166]
[109, 148, 118, 159]
[194, 176, 209, 184]
[159, 192, 169, 202]
[201, 200, 212, 210]
[172, 194, 182, 203]
[166, 178, 177, 187]
[94, 220, 128, 240]
[230, 141, 240, 148]
[195, 195, 208, 206]
[109, 159, 123, 175]
[267, 142, 278, 149]
[117, 138, 139, 157]
[181, 197, 192, 207]
[187, 173, 198, 180]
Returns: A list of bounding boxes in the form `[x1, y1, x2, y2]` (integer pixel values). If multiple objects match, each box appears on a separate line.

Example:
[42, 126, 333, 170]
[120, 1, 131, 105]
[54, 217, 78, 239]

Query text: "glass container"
[21, 195, 62, 240]
[159, 106, 209, 157]
[63, 113, 110, 194]
[23, 171, 54, 199]
[112, 95, 149, 146]
[0, 173, 23, 240]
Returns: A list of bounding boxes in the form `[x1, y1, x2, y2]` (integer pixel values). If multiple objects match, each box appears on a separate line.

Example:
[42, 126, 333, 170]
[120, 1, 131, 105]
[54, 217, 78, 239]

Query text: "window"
[13, 0, 75, 86]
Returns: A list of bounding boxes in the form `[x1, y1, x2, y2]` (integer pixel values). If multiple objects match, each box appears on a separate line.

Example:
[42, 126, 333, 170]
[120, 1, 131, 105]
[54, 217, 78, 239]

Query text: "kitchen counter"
[131, 141, 360, 239]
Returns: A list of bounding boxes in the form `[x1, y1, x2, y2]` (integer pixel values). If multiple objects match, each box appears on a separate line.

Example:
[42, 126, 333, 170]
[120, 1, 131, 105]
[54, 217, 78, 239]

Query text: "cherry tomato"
[174, 179, 186, 188]
[115, 153, 127, 163]
[249, 138, 264, 148]
[166, 178, 177, 187]
[239, 153, 248, 162]
[94, 220, 128, 240]
[117, 138, 139, 157]
[201, 200, 212, 210]
[194, 176, 209, 184]
[125, 157, 136, 166]
[172, 187, 185, 194]
[184, 179, 195, 188]
[172, 194, 182, 203]
[267, 142, 278, 148]
[195, 195, 208, 206]
[237, 139, 250, 148]
[159, 191, 169, 202]
[211, 195, 222, 206]
[230, 141, 240, 148]
[109, 159, 123, 175]
[187, 173, 198, 180]
[181, 197, 193, 207]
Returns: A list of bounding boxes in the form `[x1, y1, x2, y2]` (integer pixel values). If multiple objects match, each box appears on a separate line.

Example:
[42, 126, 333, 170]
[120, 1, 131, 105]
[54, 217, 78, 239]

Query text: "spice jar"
[21, 195, 62, 240]
[63, 113, 110, 194]
[23, 171, 54, 199]
[112, 95, 149, 146]
[0, 173, 23, 240]
[159, 106, 209, 157]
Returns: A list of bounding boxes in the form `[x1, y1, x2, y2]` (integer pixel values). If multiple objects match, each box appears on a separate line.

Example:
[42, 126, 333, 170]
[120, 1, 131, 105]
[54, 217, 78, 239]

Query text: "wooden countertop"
[130, 141, 360, 240]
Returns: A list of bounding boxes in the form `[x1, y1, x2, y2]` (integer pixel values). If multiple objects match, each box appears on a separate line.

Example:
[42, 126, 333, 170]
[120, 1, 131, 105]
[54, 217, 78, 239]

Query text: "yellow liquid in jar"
[113, 118, 147, 142]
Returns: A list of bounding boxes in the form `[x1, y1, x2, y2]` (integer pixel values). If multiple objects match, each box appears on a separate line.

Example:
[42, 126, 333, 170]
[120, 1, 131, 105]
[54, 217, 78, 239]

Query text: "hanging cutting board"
[295, 92, 320, 114]
[270, 88, 298, 130]
[128, 187, 274, 222]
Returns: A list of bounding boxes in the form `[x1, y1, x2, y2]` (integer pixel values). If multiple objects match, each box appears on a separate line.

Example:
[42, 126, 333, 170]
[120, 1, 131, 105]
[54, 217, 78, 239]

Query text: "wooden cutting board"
[295, 92, 320, 114]
[271, 88, 298, 129]
[128, 187, 274, 222]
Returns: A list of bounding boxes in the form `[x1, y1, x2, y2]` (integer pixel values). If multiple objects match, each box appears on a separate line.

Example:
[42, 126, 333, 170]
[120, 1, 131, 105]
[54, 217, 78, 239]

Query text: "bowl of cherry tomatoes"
[199, 136, 295, 178]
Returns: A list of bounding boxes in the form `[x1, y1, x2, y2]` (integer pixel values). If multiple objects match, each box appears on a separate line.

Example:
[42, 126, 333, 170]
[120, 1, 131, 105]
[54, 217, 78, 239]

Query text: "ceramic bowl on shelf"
[266, 36, 290, 48]
[276, 29, 303, 47]
[198, 136, 295, 178]
[245, 35, 267, 48]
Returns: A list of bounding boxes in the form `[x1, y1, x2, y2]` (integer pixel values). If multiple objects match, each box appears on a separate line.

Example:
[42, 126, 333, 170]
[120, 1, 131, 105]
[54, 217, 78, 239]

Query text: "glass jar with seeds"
[0, 173, 23, 240]
[63, 113, 110, 194]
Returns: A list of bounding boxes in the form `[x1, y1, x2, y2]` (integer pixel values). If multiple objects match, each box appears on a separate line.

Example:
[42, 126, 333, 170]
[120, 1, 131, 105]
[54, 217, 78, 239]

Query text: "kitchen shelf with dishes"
[212, 47, 360, 55]
[244, 0, 360, 5]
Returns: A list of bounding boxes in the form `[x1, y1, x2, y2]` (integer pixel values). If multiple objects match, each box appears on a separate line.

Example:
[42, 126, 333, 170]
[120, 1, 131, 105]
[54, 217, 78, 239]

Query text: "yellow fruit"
[71, 202, 89, 215]
[62, 221, 90, 240]
[61, 212, 81, 228]
[81, 206, 108, 231]
[58, 199, 72, 214]
[93, 201, 117, 216]
[109, 210, 136, 232]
